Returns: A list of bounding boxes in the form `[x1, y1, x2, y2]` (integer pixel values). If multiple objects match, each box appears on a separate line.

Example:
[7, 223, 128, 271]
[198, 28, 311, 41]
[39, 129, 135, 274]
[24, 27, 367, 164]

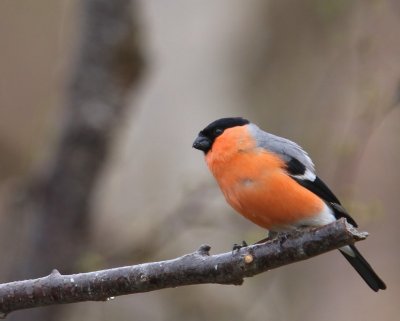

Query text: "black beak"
[192, 135, 211, 153]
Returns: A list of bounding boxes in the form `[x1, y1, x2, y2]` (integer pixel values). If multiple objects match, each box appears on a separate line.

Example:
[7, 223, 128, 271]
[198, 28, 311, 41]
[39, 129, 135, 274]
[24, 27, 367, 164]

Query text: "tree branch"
[0, 219, 367, 318]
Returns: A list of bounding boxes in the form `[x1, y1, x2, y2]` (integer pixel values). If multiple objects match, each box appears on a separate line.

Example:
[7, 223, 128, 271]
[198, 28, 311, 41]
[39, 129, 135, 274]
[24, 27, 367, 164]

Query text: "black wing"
[286, 158, 385, 291]
[286, 158, 358, 227]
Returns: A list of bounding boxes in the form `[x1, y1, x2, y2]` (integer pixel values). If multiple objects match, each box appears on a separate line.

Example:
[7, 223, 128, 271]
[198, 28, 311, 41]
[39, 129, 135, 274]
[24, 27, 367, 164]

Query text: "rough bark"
[3, 0, 144, 320]
[0, 219, 367, 318]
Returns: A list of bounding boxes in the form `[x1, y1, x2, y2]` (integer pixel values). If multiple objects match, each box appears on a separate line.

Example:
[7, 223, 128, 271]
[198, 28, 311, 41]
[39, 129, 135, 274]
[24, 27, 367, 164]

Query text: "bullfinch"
[193, 117, 386, 292]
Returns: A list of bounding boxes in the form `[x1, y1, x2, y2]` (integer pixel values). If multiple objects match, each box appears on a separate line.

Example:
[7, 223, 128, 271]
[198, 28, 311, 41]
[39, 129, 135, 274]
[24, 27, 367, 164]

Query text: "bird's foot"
[253, 231, 280, 245]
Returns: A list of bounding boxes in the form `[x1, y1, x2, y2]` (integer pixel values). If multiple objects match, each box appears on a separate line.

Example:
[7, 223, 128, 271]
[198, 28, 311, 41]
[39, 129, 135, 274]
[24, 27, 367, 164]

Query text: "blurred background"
[0, 0, 399, 321]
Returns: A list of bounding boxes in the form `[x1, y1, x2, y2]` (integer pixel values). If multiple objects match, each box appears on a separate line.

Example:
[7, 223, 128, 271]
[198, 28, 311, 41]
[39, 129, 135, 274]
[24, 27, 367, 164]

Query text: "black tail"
[340, 245, 386, 292]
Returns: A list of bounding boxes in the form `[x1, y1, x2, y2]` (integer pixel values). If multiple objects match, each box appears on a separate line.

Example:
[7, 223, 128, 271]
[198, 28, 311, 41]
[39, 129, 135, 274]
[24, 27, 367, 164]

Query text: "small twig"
[0, 219, 367, 318]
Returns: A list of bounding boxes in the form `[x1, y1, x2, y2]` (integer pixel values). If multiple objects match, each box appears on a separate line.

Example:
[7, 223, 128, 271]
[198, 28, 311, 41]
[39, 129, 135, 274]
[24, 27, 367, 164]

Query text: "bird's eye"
[214, 128, 223, 136]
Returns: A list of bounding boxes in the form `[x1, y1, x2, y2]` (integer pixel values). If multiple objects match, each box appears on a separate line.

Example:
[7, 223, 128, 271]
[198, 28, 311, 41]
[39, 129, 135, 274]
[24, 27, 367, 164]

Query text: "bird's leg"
[233, 229, 293, 252]
[253, 230, 280, 244]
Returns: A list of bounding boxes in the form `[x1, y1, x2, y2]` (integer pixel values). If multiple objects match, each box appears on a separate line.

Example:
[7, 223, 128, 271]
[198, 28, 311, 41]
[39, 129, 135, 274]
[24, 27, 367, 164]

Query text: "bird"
[192, 117, 386, 292]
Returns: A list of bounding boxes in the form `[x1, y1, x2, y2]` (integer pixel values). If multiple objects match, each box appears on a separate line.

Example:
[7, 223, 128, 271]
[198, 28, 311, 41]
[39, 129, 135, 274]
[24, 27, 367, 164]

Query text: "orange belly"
[207, 149, 324, 230]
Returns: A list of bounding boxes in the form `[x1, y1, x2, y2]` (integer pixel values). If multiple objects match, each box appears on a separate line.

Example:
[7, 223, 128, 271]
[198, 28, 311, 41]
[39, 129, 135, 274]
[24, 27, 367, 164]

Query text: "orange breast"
[205, 126, 324, 230]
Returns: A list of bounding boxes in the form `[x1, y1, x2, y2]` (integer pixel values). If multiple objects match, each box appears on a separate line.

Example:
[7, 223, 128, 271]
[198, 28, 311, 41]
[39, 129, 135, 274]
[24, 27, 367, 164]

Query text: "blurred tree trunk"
[1, 0, 144, 320]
